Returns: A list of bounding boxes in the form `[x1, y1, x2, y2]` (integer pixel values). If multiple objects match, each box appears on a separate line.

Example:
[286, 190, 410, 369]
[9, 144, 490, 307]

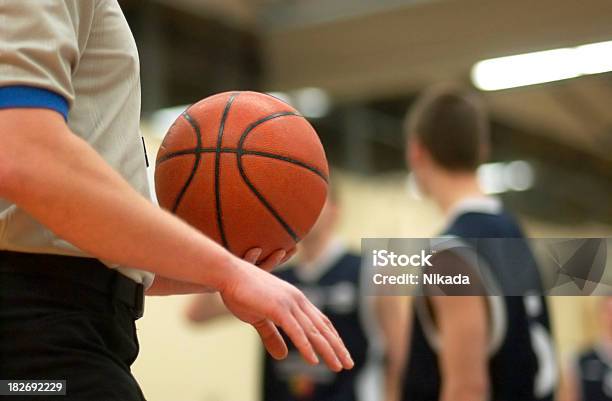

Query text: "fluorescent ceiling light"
[471, 40, 612, 91]
[477, 160, 534, 194]
[267, 87, 332, 118]
[293, 87, 331, 118]
[406, 160, 534, 199]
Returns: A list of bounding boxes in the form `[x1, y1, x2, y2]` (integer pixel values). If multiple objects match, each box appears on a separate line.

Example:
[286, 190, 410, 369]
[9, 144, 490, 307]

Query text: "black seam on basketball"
[171, 112, 202, 213]
[237, 112, 300, 150]
[236, 112, 304, 243]
[260, 91, 293, 107]
[241, 150, 328, 183]
[157, 148, 328, 183]
[156, 147, 219, 165]
[214, 93, 239, 249]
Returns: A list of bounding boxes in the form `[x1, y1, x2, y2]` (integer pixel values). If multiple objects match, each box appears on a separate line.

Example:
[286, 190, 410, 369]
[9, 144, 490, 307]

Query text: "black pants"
[0, 251, 146, 401]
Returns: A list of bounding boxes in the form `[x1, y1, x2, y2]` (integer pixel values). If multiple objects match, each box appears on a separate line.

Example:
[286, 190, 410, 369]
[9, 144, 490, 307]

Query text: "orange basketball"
[154, 91, 329, 259]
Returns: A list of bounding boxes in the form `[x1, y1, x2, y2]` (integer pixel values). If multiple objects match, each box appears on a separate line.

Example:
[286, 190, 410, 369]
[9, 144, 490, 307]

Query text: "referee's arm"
[149, 249, 286, 296]
[0, 108, 239, 291]
[0, 108, 353, 372]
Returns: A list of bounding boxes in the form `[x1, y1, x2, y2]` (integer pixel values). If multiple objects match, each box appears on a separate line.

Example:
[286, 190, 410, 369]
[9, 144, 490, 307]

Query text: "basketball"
[154, 91, 329, 259]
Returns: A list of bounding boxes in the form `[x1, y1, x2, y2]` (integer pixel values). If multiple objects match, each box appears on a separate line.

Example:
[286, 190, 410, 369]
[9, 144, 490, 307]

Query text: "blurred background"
[117, 0, 612, 399]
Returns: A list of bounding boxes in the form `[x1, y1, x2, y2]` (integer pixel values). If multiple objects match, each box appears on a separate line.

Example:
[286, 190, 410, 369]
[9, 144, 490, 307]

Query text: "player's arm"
[558, 361, 580, 401]
[375, 296, 410, 401]
[0, 108, 353, 372]
[186, 293, 230, 322]
[430, 295, 488, 401]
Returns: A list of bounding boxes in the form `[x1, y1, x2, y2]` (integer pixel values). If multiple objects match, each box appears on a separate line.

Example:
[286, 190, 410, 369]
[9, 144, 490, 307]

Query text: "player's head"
[404, 84, 490, 196]
[299, 183, 340, 258]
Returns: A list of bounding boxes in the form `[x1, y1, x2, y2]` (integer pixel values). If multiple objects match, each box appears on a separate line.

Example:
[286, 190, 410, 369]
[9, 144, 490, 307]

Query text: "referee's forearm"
[146, 276, 216, 295]
[0, 108, 238, 291]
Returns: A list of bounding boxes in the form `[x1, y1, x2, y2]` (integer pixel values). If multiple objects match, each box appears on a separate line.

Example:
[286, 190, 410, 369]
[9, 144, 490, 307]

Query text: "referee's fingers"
[257, 249, 286, 272]
[243, 248, 263, 265]
[277, 311, 319, 365]
[302, 302, 354, 370]
[253, 319, 288, 360]
[293, 305, 342, 372]
[280, 246, 297, 264]
[317, 308, 343, 347]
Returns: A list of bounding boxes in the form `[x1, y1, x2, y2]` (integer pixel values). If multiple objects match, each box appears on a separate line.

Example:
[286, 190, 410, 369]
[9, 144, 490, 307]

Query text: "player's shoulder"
[446, 209, 524, 238]
[319, 252, 361, 283]
[332, 252, 362, 274]
[339, 252, 361, 267]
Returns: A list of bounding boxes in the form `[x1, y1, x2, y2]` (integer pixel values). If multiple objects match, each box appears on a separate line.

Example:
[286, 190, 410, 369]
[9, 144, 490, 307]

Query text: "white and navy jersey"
[574, 346, 612, 401]
[263, 241, 382, 401]
[402, 197, 557, 401]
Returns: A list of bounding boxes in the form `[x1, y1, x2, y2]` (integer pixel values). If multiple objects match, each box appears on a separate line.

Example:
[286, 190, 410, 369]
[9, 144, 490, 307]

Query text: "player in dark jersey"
[401, 85, 557, 401]
[186, 190, 408, 401]
[262, 241, 371, 401]
[560, 297, 612, 401]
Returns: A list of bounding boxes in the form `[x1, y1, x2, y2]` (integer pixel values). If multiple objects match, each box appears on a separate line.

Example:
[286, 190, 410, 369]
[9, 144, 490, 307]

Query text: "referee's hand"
[219, 257, 354, 372]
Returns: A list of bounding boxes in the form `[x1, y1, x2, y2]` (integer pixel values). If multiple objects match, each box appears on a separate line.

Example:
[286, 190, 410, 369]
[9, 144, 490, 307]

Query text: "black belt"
[0, 251, 144, 319]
